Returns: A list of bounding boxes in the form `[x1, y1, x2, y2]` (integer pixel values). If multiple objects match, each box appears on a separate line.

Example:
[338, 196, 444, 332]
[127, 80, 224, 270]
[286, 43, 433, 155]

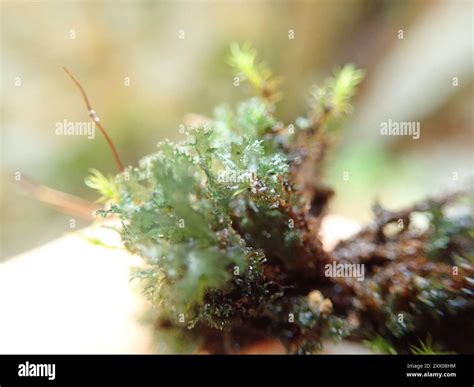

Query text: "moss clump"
[88, 44, 472, 354]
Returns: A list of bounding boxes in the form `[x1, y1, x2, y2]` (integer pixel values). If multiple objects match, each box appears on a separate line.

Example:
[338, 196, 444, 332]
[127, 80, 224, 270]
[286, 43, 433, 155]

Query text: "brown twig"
[338, 191, 465, 246]
[15, 174, 99, 221]
[62, 67, 125, 172]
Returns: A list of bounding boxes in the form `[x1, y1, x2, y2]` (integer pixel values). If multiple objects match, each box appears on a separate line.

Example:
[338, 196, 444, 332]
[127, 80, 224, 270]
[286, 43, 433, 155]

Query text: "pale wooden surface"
[0, 216, 370, 354]
[0, 226, 152, 353]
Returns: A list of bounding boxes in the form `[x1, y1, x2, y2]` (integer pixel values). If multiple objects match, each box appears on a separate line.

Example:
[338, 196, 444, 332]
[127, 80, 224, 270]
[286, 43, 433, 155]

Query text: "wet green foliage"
[87, 44, 472, 354]
[87, 44, 364, 353]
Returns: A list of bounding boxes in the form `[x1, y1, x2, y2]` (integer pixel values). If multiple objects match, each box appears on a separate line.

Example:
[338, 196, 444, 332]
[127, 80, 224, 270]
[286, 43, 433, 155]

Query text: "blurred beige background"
[1, 0, 473, 260]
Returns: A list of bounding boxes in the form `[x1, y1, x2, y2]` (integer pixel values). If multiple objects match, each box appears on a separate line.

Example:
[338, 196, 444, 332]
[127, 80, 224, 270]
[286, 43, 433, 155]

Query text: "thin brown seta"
[62, 67, 125, 172]
[16, 174, 99, 220]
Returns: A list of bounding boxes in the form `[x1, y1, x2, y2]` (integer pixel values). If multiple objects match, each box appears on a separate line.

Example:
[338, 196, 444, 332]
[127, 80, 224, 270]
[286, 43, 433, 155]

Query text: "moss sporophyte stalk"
[76, 44, 473, 354]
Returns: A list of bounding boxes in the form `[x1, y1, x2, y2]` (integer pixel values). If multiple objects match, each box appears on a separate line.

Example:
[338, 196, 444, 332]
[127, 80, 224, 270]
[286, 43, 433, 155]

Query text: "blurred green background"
[1, 0, 473, 260]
